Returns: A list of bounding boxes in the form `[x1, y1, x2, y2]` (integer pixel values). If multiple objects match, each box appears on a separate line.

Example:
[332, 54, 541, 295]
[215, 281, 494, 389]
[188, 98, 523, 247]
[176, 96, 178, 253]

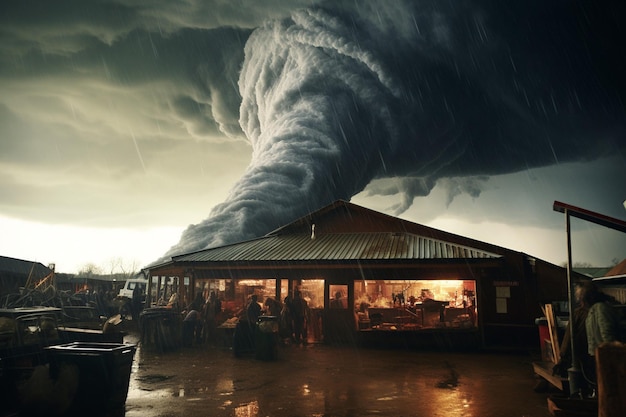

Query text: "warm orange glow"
[234, 400, 259, 417]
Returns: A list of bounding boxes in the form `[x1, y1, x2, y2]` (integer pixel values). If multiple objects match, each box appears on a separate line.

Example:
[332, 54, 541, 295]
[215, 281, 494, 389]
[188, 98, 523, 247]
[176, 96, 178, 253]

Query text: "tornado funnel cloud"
[162, 8, 402, 258]
[161, 2, 625, 261]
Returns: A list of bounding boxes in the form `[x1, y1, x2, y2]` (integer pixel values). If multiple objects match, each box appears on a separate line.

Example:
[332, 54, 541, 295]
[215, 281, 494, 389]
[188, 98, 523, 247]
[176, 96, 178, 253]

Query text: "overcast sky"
[1, 0, 624, 274]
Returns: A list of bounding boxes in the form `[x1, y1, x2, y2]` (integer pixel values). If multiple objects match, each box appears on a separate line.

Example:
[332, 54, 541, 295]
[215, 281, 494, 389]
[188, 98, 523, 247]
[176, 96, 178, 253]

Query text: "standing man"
[131, 283, 143, 322]
[247, 294, 262, 326]
[291, 290, 308, 345]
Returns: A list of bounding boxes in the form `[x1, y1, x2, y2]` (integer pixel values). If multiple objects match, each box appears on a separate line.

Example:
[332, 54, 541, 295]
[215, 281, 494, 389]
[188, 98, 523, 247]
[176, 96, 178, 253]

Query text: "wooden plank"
[545, 304, 560, 363]
[533, 361, 566, 391]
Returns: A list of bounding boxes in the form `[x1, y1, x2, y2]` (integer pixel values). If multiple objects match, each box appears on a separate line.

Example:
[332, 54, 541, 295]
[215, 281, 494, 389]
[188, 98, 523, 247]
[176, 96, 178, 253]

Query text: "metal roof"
[0, 256, 52, 280]
[173, 232, 501, 263]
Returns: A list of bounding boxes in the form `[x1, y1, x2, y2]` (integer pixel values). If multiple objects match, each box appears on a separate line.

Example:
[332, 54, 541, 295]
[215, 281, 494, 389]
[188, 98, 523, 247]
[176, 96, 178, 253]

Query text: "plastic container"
[46, 342, 136, 413]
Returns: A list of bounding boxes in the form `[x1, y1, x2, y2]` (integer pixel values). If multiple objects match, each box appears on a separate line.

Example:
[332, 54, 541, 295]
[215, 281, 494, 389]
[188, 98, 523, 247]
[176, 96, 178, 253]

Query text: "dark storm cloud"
[0, 2, 260, 228]
[0, 24, 250, 138]
[0, 1, 622, 262]
[162, 0, 625, 259]
[0, 0, 312, 144]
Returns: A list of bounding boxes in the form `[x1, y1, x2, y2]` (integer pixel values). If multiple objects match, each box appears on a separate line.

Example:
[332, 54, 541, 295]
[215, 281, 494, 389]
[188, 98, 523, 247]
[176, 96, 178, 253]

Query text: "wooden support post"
[596, 342, 626, 417]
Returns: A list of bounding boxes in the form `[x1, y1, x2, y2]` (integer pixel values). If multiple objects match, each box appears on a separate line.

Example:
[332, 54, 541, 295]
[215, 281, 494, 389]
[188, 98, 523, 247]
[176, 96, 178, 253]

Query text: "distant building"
[592, 259, 626, 305]
[0, 255, 54, 301]
[604, 259, 626, 278]
[573, 266, 614, 279]
[55, 272, 133, 296]
[146, 200, 580, 349]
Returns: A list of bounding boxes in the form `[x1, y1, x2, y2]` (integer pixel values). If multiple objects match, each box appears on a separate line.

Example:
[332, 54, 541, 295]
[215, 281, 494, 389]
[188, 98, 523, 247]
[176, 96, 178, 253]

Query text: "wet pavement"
[122, 331, 555, 417]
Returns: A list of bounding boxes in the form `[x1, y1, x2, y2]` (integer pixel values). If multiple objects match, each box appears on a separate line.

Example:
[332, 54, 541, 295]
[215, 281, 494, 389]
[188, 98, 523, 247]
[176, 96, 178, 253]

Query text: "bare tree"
[104, 257, 139, 279]
[77, 262, 102, 278]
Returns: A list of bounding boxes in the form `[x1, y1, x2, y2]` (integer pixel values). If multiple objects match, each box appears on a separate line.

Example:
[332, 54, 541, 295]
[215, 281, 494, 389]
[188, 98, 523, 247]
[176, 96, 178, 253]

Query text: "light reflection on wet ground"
[121, 332, 553, 417]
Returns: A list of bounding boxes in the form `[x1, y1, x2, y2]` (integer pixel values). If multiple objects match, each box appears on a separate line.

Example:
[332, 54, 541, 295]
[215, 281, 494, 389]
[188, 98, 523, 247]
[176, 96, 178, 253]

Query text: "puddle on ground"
[127, 374, 236, 401]
[134, 374, 173, 383]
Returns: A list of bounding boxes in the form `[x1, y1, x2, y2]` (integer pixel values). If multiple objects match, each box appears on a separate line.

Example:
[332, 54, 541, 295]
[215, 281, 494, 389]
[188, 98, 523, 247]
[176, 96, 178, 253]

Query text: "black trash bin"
[255, 315, 279, 361]
[46, 341, 136, 414]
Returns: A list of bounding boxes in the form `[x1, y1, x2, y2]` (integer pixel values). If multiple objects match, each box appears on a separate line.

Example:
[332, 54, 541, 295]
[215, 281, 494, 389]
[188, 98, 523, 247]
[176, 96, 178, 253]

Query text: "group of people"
[177, 289, 316, 348]
[244, 290, 310, 345]
[553, 280, 623, 396]
[181, 291, 223, 347]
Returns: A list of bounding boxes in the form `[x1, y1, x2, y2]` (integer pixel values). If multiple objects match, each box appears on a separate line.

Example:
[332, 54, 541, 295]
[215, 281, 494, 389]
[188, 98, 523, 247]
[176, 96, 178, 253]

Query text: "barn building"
[0, 256, 55, 303]
[145, 200, 571, 349]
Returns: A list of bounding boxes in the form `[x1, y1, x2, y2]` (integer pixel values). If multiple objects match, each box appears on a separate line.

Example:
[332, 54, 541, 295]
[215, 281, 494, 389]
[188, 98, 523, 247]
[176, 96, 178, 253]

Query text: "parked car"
[118, 278, 148, 299]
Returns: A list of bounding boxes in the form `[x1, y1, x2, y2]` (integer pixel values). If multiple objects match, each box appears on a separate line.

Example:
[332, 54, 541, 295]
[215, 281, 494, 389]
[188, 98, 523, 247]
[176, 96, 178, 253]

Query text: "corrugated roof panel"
[406, 235, 415, 259]
[350, 234, 364, 259]
[382, 233, 395, 259]
[173, 232, 501, 263]
[390, 234, 399, 258]
[276, 235, 294, 260]
[239, 241, 261, 260]
[377, 235, 388, 259]
[307, 235, 329, 259]
[258, 239, 278, 260]
[249, 237, 280, 260]
[350, 233, 370, 260]
[221, 244, 246, 261]
[330, 234, 348, 260]
[364, 233, 388, 260]
[282, 237, 304, 259]
[227, 242, 251, 260]
[310, 236, 328, 260]
[399, 234, 411, 258]
[284, 235, 309, 260]
[289, 236, 310, 260]
[343, 233, 364, 259]
[390, 234, 401, 258]
[297, 235, 316, 259]
[358, 234, 375, 259]
[308, 235, 328, 260]
[417, 237, 424, 259]
[303, 235, 321, 260]
[344, 234, 363, 259]
[273, 238, 292, 259]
